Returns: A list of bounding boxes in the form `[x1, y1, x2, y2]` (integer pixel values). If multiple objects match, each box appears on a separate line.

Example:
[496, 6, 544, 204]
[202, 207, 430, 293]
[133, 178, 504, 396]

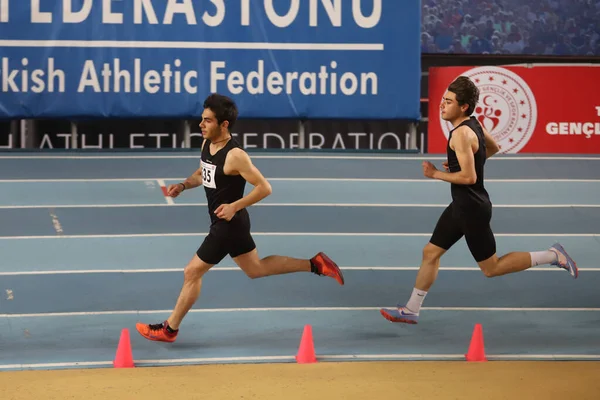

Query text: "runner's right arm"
[178, 168, 203, 190]
[167, 139, 205, 196]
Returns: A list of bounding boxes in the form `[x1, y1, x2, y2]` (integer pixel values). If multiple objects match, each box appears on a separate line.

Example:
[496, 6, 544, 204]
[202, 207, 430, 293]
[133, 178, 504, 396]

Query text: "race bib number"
[201, 161, 216, 189]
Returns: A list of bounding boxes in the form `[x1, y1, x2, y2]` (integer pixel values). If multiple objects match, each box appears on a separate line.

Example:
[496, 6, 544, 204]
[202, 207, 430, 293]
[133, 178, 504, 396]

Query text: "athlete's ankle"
[530, 250, 558, 267]
[309, 258, 319, 274]
[166, 319, 180, 332]
[165, 325, 178, 335]
[405, 288, 428, 314]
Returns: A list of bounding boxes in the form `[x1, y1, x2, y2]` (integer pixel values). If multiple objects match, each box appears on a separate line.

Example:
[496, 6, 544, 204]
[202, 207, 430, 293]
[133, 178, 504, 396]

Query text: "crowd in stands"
[421, 0, 600, 55]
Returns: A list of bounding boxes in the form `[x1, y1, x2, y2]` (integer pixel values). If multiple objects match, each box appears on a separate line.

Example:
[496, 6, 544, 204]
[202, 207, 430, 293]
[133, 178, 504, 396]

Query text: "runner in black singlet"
[430, 116, 496, 264]
[380, 76, 579, 325]
[136, 94, 345, 343]
[195, 136, 257, 264]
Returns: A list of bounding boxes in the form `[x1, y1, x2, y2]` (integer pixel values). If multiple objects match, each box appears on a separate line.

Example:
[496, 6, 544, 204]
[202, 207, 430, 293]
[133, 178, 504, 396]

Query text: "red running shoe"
[136, 320, 178, 343]
[311, 252, 345, 285]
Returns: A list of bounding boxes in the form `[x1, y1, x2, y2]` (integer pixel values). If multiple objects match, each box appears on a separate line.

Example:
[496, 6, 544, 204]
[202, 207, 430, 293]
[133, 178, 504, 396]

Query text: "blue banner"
[0, 0, 421, 120]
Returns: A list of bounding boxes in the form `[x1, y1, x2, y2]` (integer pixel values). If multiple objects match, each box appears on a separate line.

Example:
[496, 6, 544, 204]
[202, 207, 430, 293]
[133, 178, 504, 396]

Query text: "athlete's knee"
[183, 264, 207, 281]
[481, 267, 499, 278]
[422, 243, 444, 263]
[242, 259, 263, 279]
[244, 269, 262, 279]
[237, 254, 264, 279]
[183, 256, 212, 281]
[478, 255, 499, 278]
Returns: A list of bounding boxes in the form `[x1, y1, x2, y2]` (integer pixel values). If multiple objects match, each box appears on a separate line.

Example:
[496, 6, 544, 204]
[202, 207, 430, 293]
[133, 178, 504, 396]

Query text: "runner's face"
[199, 109, 222, 140]
[440, 91, 464, 121]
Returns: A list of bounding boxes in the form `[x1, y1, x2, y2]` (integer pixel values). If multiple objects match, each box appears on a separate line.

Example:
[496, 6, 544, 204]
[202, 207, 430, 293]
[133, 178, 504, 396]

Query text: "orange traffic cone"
[465, 323, 487, 362]
[295, 325, 317, 364]
[113, 328, 135, 368]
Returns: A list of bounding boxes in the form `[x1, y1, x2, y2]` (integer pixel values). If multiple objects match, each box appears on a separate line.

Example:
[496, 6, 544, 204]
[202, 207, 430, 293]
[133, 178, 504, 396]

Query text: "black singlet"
[429, 117, 497, 262]
[446, 117, 491, 215]
[200, 137, 247, 223]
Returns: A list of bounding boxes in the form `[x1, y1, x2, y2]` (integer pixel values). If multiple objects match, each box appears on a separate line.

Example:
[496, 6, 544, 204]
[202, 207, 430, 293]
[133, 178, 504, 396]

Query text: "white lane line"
[2, 307, 600, 318]
[2, 353, 599, 369]
[0, 154, 599, 160]
[0, 232, 597, 240]
[0, 203, 598, 209]
[0, 266, 598, 276]
[0, 178, 599, 182]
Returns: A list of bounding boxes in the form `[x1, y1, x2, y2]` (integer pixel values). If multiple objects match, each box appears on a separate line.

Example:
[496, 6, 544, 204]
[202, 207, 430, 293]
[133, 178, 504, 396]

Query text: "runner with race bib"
[135, 93, 345, 343]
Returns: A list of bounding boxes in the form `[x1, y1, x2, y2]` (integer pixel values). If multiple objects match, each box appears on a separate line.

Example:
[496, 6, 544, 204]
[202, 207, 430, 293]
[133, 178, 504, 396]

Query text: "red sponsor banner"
[427, 65, 600, 154]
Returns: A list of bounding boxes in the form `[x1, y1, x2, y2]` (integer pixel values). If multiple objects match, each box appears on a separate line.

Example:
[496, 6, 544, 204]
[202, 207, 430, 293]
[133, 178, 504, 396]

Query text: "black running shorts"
[429, 202, 496, 262]
[196, 209, 256, 265]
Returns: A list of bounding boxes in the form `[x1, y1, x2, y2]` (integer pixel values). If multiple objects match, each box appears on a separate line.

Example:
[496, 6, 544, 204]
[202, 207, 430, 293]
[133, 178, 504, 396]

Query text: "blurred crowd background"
[421, 0, 600, 55]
